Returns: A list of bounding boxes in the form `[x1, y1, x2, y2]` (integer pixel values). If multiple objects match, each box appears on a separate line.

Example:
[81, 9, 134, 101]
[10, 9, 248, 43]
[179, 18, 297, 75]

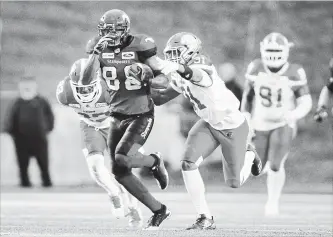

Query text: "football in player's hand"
[128, 63, 154, 84]
[150, 74, 170, 89]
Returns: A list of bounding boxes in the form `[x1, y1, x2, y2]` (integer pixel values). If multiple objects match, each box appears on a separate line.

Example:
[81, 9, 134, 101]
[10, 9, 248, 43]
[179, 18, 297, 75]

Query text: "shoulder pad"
[246, 58, 263, 75]
[287, 64, 307, 82]
[56, 77, 72, 105]
[86, 35, 101, 54]
[132, 34, 157, 52]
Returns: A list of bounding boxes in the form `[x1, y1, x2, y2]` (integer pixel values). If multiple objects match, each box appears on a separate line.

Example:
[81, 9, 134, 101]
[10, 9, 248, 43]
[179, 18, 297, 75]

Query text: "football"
[128, 63, 154, 84]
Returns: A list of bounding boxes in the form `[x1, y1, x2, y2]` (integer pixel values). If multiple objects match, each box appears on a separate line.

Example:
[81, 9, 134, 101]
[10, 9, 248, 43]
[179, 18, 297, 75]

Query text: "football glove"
[314, 107, 328, 123]
[93, 36, 112, 55]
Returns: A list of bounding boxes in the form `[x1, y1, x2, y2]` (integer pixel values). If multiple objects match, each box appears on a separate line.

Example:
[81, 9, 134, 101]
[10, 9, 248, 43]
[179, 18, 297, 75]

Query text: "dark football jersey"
[86, 34, 157, 115]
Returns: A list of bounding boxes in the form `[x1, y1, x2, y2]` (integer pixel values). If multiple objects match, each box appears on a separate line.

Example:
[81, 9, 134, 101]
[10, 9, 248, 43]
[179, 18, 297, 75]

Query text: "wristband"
[178, 64, 193, 80]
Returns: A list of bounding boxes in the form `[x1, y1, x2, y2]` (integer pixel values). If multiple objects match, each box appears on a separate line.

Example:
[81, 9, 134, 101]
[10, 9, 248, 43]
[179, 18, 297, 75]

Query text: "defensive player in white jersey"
[241, 33, 312, 216]
[56, 58, 143, 228]
[146, 32, 262, 230]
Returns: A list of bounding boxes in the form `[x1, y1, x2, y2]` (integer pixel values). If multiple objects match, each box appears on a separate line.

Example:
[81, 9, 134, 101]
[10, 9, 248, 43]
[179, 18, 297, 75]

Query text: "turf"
[1, 191, 331, 237]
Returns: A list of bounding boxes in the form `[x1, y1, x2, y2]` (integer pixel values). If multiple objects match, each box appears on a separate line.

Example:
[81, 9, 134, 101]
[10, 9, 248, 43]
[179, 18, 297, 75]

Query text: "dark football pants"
[14, 138, 52, 187]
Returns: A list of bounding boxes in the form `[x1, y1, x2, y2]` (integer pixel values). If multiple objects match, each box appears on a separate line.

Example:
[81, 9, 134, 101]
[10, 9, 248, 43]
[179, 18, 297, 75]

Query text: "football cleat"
[126, 207, 143, 228]
[144, 205, 171, 230]
[186, 214, 216, 230]
[247, 143, 262, 176]
[150, 152, 169, 190]
[110, 195, 124, 218]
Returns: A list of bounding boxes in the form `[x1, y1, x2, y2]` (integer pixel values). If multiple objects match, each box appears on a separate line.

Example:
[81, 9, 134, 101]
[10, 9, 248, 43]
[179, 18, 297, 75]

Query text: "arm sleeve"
[292, 67, 310, 98]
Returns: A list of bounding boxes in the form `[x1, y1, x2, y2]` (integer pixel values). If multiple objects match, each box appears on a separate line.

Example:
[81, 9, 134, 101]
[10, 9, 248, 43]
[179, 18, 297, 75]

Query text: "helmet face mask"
[69, 58, 101, 103]
[260, 32, 293, 69]
[98, 9, 130, 47]
[164, 32, 201, 65]
[70, 80, 100, 103]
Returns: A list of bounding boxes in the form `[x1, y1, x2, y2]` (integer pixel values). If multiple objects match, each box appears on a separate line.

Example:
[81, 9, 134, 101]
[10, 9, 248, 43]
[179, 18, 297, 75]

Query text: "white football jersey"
[170, 57, 244, 130]
[245, 59, 310, 131]
[56, 77, 111, 129]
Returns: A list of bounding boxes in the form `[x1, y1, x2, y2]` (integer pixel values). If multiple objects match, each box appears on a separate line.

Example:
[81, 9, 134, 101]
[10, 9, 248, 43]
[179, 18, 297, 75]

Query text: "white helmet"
[260, 32, 294, 68]
[164, 32, 202, 65]
[69, 58, 101, 103]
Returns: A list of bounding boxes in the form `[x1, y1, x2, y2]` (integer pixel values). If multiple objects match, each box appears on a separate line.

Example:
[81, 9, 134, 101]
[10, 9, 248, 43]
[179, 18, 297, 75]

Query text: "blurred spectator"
[218, 63, 243, 103]
[5, 77, 54, 187]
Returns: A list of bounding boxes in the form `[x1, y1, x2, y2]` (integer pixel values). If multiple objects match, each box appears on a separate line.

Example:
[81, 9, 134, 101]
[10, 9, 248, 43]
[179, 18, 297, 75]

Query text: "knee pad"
[269, 163, 280, 172]
[181, 160, 198, 171]
[226, 179, 241, 188]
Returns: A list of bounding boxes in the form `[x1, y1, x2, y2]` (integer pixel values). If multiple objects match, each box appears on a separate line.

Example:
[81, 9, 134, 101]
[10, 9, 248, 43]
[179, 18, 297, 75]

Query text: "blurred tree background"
[0, 1, 332, 191]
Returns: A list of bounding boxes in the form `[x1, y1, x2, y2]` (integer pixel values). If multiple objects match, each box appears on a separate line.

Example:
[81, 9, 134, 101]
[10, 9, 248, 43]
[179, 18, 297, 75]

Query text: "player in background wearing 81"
[81, 9, 175, 230]
[314, 58, 333, 122]
[56, 58, 143, 228]
[148, 32, 262, 230]
[241, 32, 312, 216]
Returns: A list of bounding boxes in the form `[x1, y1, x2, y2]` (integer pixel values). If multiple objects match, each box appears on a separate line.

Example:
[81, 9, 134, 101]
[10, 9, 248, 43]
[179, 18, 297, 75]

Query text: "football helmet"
[69, 58, 101, 103]
[97, 9, 130, 46]
[260, 32, 294, 68]
[164, 32, 202, 65]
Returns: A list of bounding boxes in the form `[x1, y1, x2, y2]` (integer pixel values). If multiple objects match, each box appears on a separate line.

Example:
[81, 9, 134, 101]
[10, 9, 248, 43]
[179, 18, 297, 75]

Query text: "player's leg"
[80, 122, 123, 216]
[33, 138, 52, 187]
[210, 119, 253, 188]
[114, 115, 168, 190]
[108, 115, 169, 230]
[182, 119, 219, 230]
[265, 124, 294, 216]
[252, 130, 271, 171]
[119, 184, 143, 228]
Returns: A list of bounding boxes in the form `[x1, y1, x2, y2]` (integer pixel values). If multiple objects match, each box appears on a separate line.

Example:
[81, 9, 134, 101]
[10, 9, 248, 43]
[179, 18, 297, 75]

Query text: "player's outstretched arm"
[314, 85, 332, 122]
[240, 79, 255, 119]
[81, 54, 100, 85]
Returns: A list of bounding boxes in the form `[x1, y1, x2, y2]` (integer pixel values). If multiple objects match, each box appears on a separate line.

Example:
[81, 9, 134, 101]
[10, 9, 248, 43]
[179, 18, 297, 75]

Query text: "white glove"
[161, 60, 181, 75]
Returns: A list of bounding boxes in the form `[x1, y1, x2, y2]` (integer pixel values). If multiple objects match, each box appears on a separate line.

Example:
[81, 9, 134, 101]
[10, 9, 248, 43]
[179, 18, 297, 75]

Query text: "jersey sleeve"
[289, 65, 310, 98]
[56, 77, 69, 105]
[136, 34, 158, 62]
[85, 36, 101, 54]
[169, 72, 183, 93]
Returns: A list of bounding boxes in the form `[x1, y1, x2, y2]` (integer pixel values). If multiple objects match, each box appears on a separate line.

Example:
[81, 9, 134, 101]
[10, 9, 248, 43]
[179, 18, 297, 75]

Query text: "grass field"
[1, 191, 332, 237]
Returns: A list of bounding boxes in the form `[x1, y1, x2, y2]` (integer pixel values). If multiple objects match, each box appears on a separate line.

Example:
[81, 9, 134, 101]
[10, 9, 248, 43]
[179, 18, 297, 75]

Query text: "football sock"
[119, 185, 138, 209]
[86, 154, 120, 196]
[116, 173, 162, 212]
[267, 165, 286, 205]
[240, 150, 255, 185]
[182, 168, 212, 217]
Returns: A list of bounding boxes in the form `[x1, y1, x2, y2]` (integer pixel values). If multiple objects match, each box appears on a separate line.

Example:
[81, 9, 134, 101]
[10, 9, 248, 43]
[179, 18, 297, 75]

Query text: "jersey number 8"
[259, 86, 282, 108]
[102, 66, 141, 91]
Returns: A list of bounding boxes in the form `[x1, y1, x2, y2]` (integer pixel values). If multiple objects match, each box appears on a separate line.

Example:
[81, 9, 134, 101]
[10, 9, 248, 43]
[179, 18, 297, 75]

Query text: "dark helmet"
[97, 9, 130, 46]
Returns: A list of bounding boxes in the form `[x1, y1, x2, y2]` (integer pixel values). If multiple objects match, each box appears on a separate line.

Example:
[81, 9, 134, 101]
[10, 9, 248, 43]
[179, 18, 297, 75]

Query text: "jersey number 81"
[102, 66, 141, 91]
